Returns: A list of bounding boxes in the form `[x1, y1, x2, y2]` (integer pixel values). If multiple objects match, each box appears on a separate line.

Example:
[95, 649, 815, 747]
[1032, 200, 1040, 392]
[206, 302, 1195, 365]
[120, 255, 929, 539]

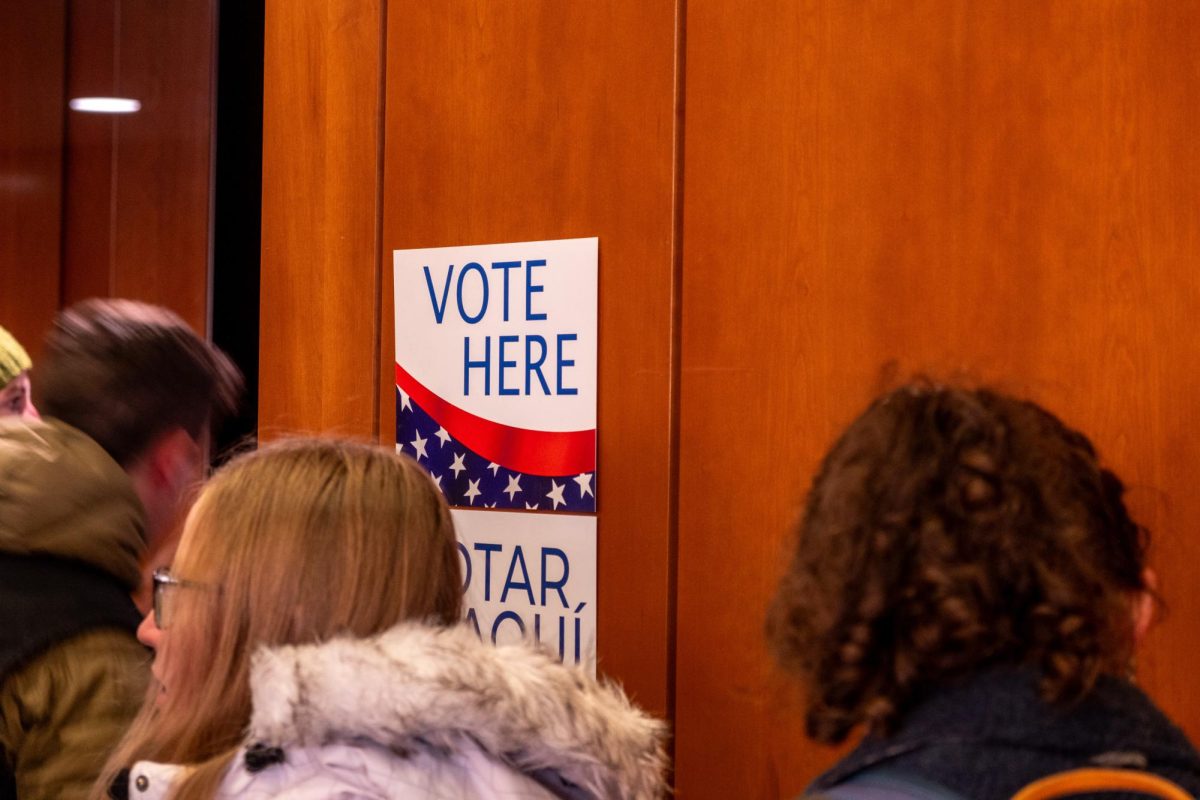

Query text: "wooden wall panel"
[61, 0, 116, 306]
[676, 2, 1200, 797]
[109, 0, 215, 330]
[0, 0, 65, 358]
[61, 0, 214, 335]
[380, 3, 680, 716]
[258, 0, 383, 438]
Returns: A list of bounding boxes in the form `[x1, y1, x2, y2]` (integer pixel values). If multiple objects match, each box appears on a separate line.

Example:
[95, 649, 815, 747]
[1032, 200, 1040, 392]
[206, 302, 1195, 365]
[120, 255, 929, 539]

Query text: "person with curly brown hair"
[768, 383, 1200, 799]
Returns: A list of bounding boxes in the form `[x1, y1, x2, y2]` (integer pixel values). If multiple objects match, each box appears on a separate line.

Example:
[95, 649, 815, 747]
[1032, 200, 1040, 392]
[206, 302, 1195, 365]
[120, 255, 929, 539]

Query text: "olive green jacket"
[0, 418, 150, 800]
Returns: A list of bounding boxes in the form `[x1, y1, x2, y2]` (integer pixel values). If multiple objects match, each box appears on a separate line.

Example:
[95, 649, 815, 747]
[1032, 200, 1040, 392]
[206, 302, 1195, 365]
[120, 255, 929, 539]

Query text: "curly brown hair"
[767, 383, 1150, 745]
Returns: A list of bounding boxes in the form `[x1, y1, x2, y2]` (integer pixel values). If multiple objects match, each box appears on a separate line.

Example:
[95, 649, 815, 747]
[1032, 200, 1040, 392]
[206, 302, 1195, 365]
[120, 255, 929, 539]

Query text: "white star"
[394, 442, 404, 454]
[485, 502, 496, 509]
[428, 472, 442, 489]
[449, 452, 467, 478]
[546, 480, 566, 510]
[398, 387, 412, 411]
[503, 474, 522, 501]
[463, 478, 481, 505]
[573, 472, 594, 498]
[434, 426, 452, 448]
[525, 501, 539, 510]
[410, 430, 428, 460]
[487, 462, 501, 475]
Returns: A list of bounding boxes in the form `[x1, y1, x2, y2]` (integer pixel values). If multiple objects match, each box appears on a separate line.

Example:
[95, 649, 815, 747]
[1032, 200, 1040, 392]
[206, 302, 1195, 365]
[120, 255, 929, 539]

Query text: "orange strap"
[1011, 768, 1194, 800]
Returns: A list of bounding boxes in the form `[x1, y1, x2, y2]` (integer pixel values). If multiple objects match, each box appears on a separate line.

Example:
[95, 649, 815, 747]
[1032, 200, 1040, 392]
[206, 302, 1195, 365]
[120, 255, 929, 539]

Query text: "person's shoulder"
[805, 766, 971, 800]
[33, 626, 146, 673]
[2, 630, 148, 800]
[3, 628, 147, 713]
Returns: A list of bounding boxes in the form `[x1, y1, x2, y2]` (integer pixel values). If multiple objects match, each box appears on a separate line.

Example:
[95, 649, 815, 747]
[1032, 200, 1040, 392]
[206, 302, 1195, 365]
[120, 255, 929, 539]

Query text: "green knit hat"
[0, 325, 32, 388]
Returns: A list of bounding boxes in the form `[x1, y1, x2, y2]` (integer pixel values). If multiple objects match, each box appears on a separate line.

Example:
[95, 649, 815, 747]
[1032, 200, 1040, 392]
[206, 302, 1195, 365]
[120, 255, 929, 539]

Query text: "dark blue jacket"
[809, 668, 1200, 799]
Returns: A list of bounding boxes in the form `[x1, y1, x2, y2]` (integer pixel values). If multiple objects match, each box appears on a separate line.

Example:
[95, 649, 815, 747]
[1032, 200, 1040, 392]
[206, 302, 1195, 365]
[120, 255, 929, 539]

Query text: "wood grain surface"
[379, 2, 680, 717]
[61, 0, 214, 334]
[676, 2, 1200, 797]
[108, 0, 214, 330]
[60, 0, 118, 307]
[257, 3, 1200, 796]
[257, 0, 384, 438]
[0, 0, 65, 358]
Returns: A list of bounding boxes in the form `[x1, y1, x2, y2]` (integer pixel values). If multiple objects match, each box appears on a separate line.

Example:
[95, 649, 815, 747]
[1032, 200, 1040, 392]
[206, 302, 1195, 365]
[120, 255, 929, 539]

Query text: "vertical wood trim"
[61, 0, 116, 307]
[665, 0, 687, 739]
[370, 0, 389, 441]
[204, 0, 220, 337]
[258, 0, 385, 439]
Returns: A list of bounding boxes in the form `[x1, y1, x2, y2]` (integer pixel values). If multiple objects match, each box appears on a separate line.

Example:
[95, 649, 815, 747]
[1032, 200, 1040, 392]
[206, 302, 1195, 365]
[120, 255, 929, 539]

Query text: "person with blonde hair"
[98, 438, 667, 800]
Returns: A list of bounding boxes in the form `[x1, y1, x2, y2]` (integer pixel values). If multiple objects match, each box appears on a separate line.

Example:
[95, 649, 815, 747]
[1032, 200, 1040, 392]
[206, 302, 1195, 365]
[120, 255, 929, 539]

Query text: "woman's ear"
[1132, 567, 1158, 647]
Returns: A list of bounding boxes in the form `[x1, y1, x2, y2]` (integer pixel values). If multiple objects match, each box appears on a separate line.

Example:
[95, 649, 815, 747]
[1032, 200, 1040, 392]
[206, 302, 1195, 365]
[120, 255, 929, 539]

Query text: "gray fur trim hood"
[246, 622, 670, 799]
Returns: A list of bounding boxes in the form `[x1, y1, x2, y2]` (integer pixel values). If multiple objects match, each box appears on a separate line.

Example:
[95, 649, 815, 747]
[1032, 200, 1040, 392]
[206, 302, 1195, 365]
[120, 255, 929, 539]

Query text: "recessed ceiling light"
[69, 97, 142, 113]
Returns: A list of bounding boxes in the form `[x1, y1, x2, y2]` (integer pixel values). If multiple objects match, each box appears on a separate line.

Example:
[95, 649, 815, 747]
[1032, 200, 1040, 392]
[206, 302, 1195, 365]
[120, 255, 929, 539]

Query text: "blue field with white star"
[395, 388, 596, 513]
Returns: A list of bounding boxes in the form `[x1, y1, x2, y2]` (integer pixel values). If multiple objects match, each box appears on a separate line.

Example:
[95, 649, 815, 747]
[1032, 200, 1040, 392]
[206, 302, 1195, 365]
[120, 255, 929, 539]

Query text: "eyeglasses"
[151, 568, 206, 629]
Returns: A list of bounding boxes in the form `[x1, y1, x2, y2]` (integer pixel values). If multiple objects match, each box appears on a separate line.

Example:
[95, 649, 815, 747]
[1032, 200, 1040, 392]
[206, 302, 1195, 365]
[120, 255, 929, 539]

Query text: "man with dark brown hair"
[0, 299, 242, 800]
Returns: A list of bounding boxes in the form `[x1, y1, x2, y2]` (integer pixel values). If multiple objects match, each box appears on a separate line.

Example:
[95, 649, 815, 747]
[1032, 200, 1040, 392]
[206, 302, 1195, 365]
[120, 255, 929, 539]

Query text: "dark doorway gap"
[210, 0, 264, 463]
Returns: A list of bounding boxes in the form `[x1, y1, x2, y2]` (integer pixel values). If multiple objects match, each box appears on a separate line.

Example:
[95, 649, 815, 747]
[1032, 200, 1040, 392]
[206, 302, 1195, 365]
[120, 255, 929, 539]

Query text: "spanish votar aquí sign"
[393, 237, 598, 671]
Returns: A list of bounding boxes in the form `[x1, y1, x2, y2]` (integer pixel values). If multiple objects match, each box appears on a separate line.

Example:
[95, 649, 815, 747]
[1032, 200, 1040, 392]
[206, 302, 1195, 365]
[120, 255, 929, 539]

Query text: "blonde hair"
[95, 438, 462, 799]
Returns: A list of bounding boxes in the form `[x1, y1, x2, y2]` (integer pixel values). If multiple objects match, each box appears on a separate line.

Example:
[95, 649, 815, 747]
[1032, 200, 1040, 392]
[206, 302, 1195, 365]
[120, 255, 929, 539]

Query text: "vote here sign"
[394, 238, 598, 669]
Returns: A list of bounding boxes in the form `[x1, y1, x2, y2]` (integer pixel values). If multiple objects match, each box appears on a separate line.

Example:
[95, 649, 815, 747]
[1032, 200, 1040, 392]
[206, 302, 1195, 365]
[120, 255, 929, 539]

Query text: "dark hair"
[767, 383, 1149, 745]
[35, 299, 243, 466]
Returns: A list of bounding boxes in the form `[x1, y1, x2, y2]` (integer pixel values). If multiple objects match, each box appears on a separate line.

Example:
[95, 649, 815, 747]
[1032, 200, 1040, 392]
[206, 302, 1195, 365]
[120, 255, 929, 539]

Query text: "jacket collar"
[245, 623, 668, 800]
[813, 668, 1200, 791]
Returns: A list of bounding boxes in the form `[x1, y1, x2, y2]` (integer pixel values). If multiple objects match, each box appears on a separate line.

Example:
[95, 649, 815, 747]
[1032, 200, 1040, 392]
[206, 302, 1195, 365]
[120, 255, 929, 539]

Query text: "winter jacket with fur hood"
[123, 624, 669, 800]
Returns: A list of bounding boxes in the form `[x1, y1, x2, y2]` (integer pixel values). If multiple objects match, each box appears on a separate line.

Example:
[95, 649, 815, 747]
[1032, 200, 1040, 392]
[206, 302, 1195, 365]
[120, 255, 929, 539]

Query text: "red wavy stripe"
[395, 363, 596, 476]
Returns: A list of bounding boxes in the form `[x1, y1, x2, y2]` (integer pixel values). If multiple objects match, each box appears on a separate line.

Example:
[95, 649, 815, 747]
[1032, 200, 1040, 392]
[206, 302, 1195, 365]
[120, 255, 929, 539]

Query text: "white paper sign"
[393, 238, 597, 513]
[453, 508, 597, 672]
[393, 238, 599, 670]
